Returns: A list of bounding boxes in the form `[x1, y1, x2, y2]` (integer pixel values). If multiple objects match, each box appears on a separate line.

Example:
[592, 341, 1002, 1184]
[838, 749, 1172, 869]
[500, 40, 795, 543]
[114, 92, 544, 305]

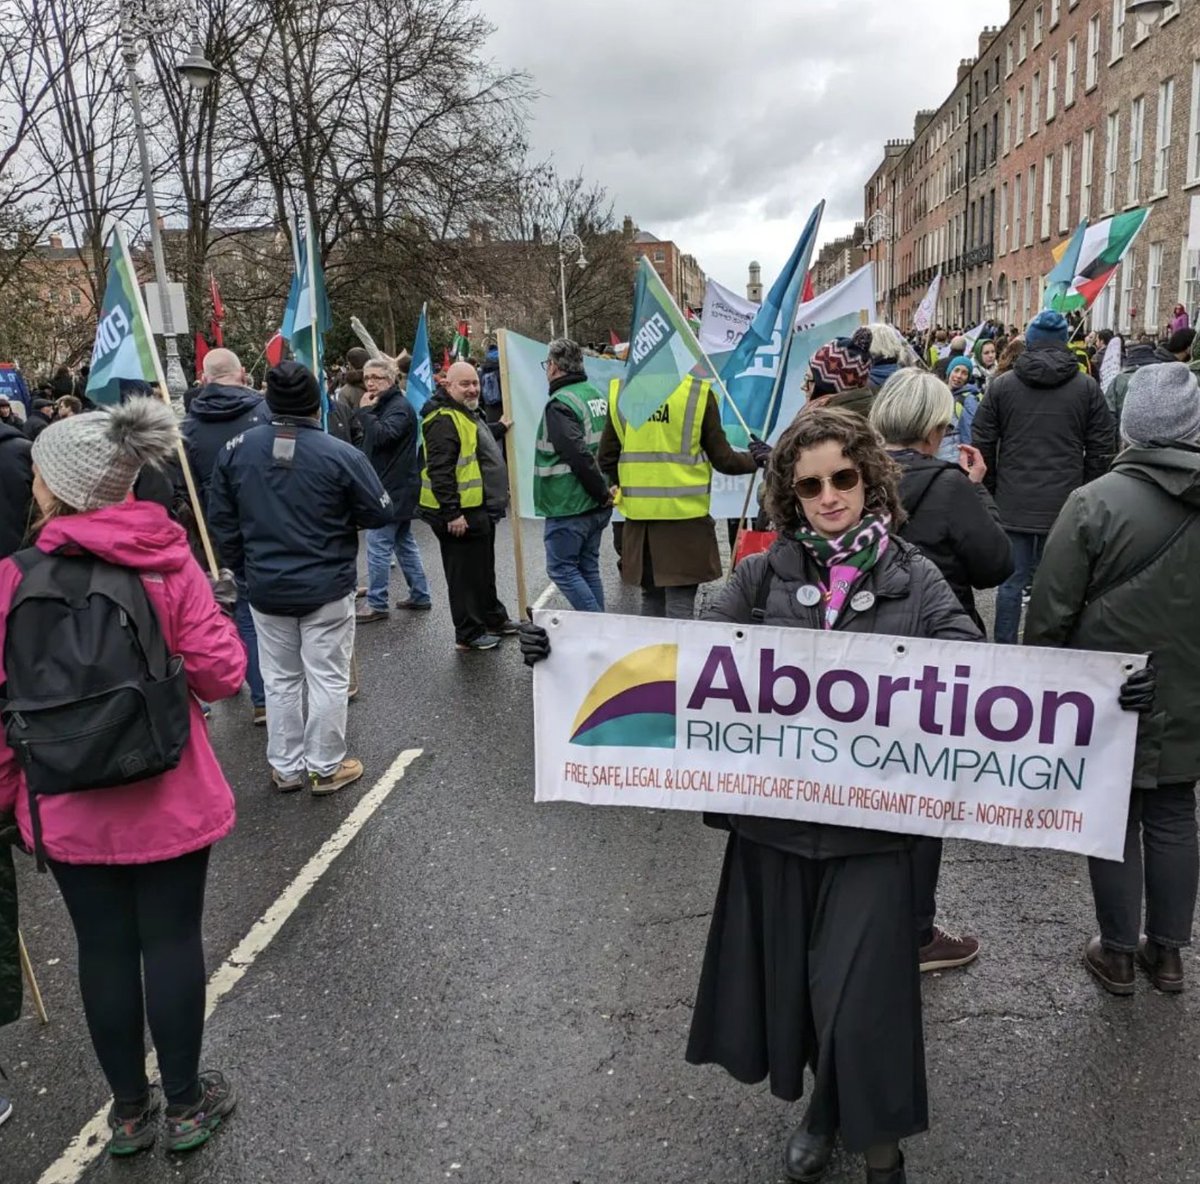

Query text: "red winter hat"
[809, 337, 872, 396]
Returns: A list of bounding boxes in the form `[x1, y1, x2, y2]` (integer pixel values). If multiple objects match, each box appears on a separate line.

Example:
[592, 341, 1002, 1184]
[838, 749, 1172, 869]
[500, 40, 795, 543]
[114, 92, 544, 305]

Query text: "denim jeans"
[641, 585, 698, 619]
[993, 529, 1045, 644]
[1089, 784, 1199, 952]
[233, 582, 264, 707]
[543, 507, 612, 613]
[366, 519, 430, 611]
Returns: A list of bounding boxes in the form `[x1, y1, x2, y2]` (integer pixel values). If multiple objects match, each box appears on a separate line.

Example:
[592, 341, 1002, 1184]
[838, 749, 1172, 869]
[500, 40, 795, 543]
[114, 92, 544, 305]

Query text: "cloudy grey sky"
[486, 0, 1011, 294]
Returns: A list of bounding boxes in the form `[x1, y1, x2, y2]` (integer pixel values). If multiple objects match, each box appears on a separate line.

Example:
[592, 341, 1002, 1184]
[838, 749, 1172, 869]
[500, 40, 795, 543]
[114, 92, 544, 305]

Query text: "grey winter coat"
[1024, 445, 1200, 789]
[704, 533, 981, 858]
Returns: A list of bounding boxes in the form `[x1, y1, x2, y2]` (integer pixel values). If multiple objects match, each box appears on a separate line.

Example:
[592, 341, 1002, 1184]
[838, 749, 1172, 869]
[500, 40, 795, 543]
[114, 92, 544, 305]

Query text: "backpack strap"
[750, 556, 773, 623]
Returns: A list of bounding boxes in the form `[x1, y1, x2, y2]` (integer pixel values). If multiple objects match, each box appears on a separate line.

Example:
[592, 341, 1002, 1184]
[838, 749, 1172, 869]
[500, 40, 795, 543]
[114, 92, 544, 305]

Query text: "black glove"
[208, 568, 238, 617]
[748, 435, 772, 469]
[518, 622, 551, 667]
[1118, 665, 1156, 715]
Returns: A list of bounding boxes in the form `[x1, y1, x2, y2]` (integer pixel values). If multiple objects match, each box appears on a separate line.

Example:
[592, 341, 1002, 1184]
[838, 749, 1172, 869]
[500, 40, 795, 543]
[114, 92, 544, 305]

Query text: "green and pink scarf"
[794, 513, 891, 629]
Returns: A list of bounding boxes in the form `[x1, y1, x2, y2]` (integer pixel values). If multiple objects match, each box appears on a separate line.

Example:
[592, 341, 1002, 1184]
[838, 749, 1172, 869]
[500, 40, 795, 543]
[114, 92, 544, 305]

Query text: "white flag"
[794, 263, 876, 331]
[698, 279, 758, 356]
[913, 272, 942, 332]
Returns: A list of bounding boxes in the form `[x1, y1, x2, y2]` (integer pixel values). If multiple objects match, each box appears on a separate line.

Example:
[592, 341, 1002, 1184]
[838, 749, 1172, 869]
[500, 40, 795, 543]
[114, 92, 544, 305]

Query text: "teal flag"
[85, 227, 160, 406]
[618, 258, 711, 429]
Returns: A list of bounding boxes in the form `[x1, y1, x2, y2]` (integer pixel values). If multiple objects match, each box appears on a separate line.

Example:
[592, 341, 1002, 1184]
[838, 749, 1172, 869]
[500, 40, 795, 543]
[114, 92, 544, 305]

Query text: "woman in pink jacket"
[0, 399, 246, 1156]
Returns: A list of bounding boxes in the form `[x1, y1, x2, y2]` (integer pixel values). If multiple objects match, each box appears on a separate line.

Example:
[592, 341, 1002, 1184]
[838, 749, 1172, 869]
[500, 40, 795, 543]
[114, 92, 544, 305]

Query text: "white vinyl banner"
[533, 612, 1144, 860]
[795, 263, 876, 331]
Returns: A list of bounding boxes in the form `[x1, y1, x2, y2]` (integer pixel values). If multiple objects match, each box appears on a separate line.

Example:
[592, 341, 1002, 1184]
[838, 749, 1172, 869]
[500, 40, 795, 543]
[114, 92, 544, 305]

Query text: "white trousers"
[251, 594, 356, 779]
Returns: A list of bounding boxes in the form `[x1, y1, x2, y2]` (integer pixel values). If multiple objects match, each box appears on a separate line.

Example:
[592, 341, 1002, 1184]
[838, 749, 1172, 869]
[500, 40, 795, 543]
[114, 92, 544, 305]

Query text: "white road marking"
[532, 582, 557, 611]
[36, 747, 424, 1184]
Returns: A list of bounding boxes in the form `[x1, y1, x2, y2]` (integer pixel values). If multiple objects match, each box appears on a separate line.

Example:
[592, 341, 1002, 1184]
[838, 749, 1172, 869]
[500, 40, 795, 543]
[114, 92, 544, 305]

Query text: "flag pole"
[304, 209, 324, 429]
[117, 229, 220, 579]
[496, 329, 529, 618]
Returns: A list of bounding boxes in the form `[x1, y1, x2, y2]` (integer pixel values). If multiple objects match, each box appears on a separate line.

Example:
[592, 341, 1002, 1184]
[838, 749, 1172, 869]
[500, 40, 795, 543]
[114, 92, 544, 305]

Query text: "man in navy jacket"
[208, 362, 392, 796]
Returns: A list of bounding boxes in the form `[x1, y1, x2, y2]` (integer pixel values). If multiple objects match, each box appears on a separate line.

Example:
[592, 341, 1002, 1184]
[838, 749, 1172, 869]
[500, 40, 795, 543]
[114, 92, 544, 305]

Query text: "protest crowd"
[1, 207, 1198, 1184]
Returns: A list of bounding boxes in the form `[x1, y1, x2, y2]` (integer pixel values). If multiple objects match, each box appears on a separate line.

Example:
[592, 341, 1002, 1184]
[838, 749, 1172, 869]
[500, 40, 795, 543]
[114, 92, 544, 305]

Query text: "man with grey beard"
[417, 360, 517, 652]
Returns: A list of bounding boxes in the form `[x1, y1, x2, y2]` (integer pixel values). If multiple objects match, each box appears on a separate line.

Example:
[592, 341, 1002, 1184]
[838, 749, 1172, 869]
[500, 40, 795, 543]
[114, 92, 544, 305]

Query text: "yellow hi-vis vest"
[611, 376, 712, 521]
[419, 406, 483, 511]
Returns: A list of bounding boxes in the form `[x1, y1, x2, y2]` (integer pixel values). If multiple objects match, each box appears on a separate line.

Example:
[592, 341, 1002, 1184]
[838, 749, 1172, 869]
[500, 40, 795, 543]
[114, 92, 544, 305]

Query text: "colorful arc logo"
[569, 643, 678, 749]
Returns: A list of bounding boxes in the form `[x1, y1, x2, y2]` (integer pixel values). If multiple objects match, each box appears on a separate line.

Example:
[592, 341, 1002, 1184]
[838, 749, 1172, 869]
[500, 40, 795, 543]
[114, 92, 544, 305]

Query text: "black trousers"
[50, 847, 211, 1107]
[912, 836, 942, 946]
[432, 509, 510, 644]
[1089, 784, 1199, 952]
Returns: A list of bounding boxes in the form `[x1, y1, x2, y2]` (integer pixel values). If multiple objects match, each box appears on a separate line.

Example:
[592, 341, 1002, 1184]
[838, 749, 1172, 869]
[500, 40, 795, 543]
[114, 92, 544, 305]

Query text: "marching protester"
[182, 348, 272, 723]
[53, 396, 81, 420]
[1026, 363, 1195, 996]
[803, 334, 876, 417]
[971, 336, 998, 389]
[23, 399, 54, 443]
[1103, 335, 1176, 422]
[0, 399, 246, 1154]
[336, 347, 369, 412]
[0, 401, 33, 558]
[971, 310, 1114, 645]
[937, 356, 981, 459]
[419, 360, 518, 651]
[596, 372, 765, 619]
[870, 370, 1013, 973]
[995, 337, 1025, 375]
[356, 356, 431, 621]
[208, 362, 392, 793]
[534, 338, 612, 613]
[861, 323, 920, 390]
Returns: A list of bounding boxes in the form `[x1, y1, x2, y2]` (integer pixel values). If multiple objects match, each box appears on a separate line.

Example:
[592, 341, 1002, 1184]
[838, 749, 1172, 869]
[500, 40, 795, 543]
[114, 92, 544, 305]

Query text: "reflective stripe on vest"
[612, 377, 712, 521]
[419, 406, 484, 510]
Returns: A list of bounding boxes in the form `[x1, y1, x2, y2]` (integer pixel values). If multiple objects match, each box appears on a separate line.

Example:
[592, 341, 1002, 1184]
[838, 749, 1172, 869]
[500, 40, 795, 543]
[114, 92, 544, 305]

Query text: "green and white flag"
[85, 226, 162, 406]
[1045, 207, 1150, 313]
[618, 257, 712, 429]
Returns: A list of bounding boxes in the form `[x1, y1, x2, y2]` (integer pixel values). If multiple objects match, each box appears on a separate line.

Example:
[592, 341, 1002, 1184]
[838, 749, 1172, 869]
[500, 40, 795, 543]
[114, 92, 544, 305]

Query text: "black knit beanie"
[266, 361, 321, 417]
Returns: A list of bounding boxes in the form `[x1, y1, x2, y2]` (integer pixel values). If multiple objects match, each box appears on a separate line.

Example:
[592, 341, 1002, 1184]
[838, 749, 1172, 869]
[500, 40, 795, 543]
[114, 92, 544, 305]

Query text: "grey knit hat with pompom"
[32, 398, 180, 511]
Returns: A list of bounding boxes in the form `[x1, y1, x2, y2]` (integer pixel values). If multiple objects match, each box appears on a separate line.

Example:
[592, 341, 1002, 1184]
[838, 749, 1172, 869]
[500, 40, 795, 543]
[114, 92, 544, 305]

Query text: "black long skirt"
[685, 832, 928, 1153]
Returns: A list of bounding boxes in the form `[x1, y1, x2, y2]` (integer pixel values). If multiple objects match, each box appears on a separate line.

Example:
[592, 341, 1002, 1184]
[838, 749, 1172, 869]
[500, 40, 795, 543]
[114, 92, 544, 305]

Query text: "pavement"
[3, 519, 1199, 1184]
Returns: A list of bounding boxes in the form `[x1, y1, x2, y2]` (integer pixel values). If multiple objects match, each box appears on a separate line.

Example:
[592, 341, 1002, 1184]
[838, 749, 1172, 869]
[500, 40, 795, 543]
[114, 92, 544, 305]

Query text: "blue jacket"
[356, 385, 420, 521]
[181, 383, 271, 502]
[207, 417, 392, 615]
[938, 384, 981, 460]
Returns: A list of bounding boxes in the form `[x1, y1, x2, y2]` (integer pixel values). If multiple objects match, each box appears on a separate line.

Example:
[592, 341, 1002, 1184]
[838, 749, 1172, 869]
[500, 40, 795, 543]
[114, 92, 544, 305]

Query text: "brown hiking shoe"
[919, 925, 980, 972]
[1084, 936, 1135, 995]
[1137, 936, 1184, 993]
[309, 758, 364, 796]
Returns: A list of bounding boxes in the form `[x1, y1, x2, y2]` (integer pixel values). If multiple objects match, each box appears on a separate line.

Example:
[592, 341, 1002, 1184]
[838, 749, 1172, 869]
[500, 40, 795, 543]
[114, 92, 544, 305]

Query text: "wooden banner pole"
[496, 330, 530, 618]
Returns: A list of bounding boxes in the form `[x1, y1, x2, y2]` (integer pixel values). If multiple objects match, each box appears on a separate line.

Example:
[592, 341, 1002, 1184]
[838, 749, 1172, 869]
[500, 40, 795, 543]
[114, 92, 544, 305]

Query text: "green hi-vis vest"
[419, 405, 483, 511]
[533, 381, 608, 518]
[612, 376, 712, 521]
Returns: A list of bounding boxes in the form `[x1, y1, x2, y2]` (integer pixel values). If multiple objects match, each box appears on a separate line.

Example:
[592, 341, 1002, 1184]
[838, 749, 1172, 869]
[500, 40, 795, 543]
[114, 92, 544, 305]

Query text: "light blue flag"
[1044, 220, 1089, 311]
[719, 201, 824, 441]
[406, 305, 433, 417]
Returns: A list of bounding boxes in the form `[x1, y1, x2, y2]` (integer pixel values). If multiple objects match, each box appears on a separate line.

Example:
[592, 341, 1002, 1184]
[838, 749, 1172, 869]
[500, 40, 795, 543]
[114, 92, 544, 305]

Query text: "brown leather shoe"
[1083, 936, 1135, 995]
[1137, 937, 1184, 993]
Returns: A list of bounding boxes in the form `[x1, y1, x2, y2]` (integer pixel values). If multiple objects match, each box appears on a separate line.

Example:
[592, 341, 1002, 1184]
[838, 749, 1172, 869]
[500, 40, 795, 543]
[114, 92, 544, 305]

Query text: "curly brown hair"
[764, 407, 906, 534]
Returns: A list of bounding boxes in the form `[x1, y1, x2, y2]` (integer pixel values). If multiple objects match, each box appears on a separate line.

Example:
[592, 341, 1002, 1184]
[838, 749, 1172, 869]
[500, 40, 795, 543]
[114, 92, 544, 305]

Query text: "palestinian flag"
[686, 305, 701, 335]
[451, 320, 469, 359]
[1047, 208, 1150, 313]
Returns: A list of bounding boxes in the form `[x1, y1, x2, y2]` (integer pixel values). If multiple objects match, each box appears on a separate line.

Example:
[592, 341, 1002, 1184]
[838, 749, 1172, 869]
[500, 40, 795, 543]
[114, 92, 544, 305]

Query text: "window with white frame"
[1042, 154, 1054, 239]
[1051, 0, 1061, 25]
[1155, 77, 1175, 194]
[1034, 4, 1044, 45]
[1129, 95, 1145, 204]
[1027, 165, 1037, 245]
[1007, 40, 1014, 76]
[1087, 15, 1101, 89]
[1132, 13, 1152, 44]
[1104, 111, 1120, 211]
[1147, 242, 1164, 330]
[1164, 0, 1182, 17]
[1066, 37, 1078, 106]
[1081, 128, 1095, 220]
[1018, 87, 1026, 143]
[1032, 72, 1041, 133]
[1023, 277, 1033, 324]
[1004, 98, 1012, 153]
[1013, 173, 1023, 253]
[1020, 24, 1028, 62]
[1120, 252, 1136, 331]
[1000, 182, 1009, 254]
[1048, 56, 1058, 121]
[1060, 143, 1073, 231]
[1189, 61, 1200, 183]
[1183, 248, 1200, 317]
[1110, 0, 1125, 61]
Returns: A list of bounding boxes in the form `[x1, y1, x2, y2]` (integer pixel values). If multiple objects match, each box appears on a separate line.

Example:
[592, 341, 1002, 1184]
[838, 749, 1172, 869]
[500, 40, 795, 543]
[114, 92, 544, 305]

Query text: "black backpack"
[0, 549, 191, 866]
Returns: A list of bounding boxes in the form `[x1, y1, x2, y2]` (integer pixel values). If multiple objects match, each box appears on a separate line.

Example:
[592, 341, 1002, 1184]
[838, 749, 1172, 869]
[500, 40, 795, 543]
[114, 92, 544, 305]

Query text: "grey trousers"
[252, 594, 356, 779]
[1089, 784, 1199, 952]
[640, 584, 698, 619]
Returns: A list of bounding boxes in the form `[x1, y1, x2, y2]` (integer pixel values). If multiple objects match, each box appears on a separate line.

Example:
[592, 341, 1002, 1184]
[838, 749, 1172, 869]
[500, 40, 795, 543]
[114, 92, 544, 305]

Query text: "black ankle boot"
[865, 1150, 906, 1183]
[784, 1126, 835, 1182]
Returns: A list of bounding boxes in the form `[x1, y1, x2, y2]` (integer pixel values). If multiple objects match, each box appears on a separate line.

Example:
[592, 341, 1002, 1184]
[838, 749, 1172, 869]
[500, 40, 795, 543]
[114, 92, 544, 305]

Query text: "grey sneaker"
[455, 633, 501, 652]
[165, 1071, 236, 1154]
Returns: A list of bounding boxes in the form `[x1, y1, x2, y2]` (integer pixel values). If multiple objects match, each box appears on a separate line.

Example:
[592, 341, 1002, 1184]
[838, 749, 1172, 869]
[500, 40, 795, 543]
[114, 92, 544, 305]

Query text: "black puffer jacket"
[1025, 445, 1200, 789]
[705, 533, 981, 858]
[0, 423, 33, 558]
[971, 343, 1115, 533]
[893, 450, 1013, 626]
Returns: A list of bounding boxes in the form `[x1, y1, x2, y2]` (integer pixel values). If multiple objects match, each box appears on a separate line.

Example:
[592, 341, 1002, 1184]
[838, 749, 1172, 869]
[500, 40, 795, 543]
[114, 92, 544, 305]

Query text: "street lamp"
[1125, 0, 1171, 22]
[557, 232, 587, 340]
[120, 2, 218, 414]
[862, 209, 894, 324]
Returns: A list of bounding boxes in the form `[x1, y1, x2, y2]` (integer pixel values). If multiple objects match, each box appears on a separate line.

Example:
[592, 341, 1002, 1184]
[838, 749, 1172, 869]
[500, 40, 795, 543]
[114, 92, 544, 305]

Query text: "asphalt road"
[3, 519, 1198, 1184]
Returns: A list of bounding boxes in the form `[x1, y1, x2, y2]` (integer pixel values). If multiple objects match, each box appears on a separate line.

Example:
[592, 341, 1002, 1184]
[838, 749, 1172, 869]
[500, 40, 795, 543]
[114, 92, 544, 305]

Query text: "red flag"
[801, 269, 814, 303]
[442, 347, 452, 370]
[609, 329, 621, 347]
[194, 332, 209, 371]
[265, 330, 285, 366]
[209, 274, 225, 346]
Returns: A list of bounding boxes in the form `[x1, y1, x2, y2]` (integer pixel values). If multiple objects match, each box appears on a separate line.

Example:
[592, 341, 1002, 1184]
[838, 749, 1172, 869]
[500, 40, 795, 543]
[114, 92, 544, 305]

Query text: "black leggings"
[50, 847, 211, 1107]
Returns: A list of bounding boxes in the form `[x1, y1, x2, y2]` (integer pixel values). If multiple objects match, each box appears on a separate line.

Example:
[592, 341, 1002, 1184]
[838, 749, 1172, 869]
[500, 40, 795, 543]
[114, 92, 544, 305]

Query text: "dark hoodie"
[181, 382, 271, 501]
[0, 421, 33, 558]
[1026, 444, 1200, 787]
[970, 343, 1115, 533]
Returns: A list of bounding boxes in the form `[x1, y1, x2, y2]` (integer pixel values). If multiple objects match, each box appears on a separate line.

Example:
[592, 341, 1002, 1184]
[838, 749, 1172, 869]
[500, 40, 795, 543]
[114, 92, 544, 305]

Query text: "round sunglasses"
[793, 467, 862, 501]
